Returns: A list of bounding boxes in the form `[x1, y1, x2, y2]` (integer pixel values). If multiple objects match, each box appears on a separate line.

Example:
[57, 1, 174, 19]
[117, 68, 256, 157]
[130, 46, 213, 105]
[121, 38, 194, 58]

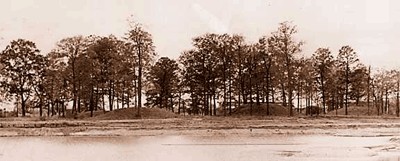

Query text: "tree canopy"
[0, 20, 397, 118]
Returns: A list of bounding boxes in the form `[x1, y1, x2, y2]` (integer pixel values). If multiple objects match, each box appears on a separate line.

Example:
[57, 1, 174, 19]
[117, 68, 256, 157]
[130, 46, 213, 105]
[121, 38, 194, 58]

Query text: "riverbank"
[2, 116, 400, 137]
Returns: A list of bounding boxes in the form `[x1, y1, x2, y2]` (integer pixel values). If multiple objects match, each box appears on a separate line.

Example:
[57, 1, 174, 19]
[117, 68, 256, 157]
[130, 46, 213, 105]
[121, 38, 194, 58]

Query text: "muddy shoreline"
[3, 116, 400, 161]
[2, 116, 400, 137]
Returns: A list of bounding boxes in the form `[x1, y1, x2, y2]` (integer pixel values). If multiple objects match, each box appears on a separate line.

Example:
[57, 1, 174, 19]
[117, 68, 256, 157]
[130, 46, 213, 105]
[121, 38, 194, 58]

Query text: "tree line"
[0, 20, 155, 117]
[1, 20, 399, 117]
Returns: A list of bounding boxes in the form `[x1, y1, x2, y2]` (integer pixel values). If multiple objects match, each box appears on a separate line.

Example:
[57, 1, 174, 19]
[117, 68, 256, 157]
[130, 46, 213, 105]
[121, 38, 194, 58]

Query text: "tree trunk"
[170, 97, 174, 113]
[222, 59, 227, 116]
[345, 64, 349, 115]
[213, 93, 217, 116]
[20, 92, 26, 117]
[367, 67, 370, 115]
[109, 81, 113, 111]
[56, 101, 59, 116]
[271, 86, 275, 103]
[127, 89, 130, 108]
[95, 87, 99, 111]
[288, 81, 293, 116]
[385, 89, 389, 114]
[306, 91, 309, 115]
[238, 48, 242, 108]
[122, 85, 125, 109]
[77, 96, 81, 113]
[137, 47, 142, 117]
[102, 91, 106, 114]
[72, 94, 77, 114]
[249, 60, 253, 116]
[336, 90, 339, 115]
[376, 94, 379, 115]
[117, 92, 120, 110]
[229, 79, 233, 115]
[241, 80, 246, 104]
[321, 73, 326, 114]
[52, 102, 55, 116]
[62, 101, 65, 117]
[397, 81, 399, 117]
[297, 89, 300, 113]
[39, 98, 43, 117]
[209, 94, 212, 116]
[266, 72, 270, 115]
[90, 85, 94, 117]
[256, 84, 260, 106]
[133, 80, 136, 108]
[281, 83, 286, 107]
[178, 91, 181, 114]
[331, 92, 335, 114]
[381, 92, 384, 115]
[47, 101, 51, 117]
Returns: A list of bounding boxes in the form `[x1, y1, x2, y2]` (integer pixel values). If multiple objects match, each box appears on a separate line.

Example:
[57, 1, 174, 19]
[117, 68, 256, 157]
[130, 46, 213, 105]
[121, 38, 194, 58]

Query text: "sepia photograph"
[0, 0, 400, 160]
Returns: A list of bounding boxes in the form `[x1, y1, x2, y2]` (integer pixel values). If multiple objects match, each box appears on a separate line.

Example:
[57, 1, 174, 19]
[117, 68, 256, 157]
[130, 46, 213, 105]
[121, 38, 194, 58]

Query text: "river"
[0, 134, 399, 161]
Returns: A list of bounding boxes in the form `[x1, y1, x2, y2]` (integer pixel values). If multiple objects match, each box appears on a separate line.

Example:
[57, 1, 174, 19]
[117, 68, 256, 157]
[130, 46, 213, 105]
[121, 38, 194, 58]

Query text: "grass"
[231, 103, 301, 116]
[88, 107, 179, 120]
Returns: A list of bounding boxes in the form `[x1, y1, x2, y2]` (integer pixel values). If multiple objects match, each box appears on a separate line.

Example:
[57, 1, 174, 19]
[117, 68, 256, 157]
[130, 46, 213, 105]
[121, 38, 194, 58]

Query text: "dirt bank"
[2, 116, 400, 137]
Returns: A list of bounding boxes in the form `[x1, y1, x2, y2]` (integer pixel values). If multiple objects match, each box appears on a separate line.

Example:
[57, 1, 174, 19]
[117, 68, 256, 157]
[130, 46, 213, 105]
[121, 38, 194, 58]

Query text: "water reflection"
[379, 156, 400, 161]
[0, 135, 398, 161]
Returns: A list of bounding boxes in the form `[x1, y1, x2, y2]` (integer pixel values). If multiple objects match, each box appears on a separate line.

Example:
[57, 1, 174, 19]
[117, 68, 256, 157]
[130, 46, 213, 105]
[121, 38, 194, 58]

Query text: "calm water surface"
[0, 134, 399, 161]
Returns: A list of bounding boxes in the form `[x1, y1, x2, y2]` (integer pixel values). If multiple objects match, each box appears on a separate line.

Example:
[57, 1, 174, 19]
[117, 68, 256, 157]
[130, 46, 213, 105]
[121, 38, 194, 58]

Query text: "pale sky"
[1, 0, 400, 69]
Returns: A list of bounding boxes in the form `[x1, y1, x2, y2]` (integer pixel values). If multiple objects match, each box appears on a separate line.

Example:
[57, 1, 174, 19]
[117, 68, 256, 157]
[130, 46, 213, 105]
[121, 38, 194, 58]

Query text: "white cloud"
[191, 3, 229, 34]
